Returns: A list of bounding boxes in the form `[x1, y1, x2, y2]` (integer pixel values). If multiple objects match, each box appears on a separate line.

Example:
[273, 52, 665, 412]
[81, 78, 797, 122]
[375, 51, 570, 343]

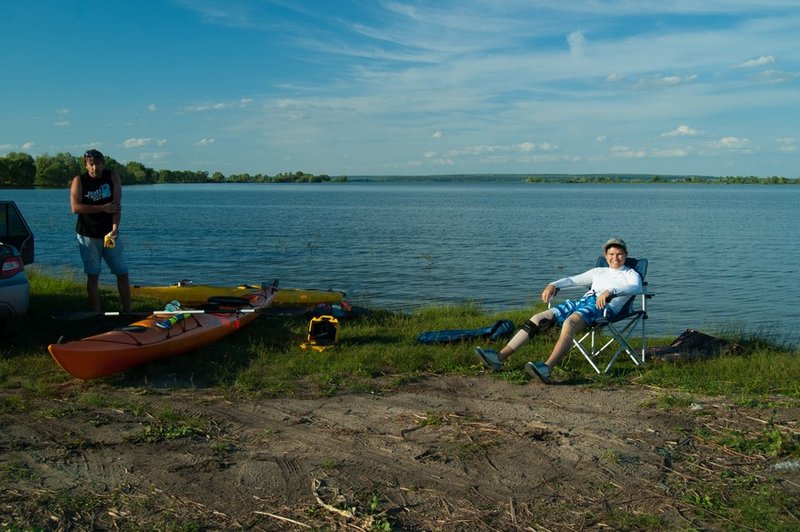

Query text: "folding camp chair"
[552, 257, 653, 374]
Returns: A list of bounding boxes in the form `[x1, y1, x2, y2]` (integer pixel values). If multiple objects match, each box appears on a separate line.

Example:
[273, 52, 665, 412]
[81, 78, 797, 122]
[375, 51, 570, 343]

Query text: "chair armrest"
[639, 280, 654, 298]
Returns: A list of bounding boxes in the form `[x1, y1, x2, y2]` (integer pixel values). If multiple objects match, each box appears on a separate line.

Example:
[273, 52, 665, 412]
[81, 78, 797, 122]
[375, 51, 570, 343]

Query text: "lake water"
[3, 182, 799, 345]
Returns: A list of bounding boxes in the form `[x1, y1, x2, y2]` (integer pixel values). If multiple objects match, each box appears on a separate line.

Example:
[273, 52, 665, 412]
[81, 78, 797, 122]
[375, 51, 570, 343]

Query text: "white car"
[0, 201, 34, 320]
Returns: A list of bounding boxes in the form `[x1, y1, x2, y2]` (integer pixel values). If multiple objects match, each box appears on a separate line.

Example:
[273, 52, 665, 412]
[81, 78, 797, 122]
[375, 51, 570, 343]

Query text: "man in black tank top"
[70, 149, 131, 313]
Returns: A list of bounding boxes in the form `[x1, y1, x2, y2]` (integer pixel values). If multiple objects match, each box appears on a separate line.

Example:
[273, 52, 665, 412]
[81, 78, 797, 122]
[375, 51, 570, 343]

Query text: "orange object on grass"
[48, 285, 277, 380]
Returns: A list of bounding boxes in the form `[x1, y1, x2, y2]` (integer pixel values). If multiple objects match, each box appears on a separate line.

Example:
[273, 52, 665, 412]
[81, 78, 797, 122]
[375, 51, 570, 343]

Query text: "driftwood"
[646, 329, 741, 362]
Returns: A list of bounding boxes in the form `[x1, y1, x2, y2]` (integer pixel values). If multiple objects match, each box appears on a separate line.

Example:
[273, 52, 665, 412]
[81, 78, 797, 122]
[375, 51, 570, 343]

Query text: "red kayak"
[48, 285, 277, 380]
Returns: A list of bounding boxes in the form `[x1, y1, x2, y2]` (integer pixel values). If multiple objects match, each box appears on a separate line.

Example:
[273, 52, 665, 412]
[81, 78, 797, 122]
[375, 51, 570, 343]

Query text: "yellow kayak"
[132, 281, 345, 307]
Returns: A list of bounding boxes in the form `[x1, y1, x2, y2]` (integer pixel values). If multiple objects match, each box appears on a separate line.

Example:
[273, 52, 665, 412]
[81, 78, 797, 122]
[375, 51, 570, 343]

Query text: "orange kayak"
[48, 286, 277, 380]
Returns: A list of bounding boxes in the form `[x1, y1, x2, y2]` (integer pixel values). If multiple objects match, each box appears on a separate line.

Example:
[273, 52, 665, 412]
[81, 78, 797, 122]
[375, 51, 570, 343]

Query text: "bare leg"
[498, 310, 555, 362]
[544, 313, 587, 369]
[87, 274, 100, 313]
[116, 273, 131, 312]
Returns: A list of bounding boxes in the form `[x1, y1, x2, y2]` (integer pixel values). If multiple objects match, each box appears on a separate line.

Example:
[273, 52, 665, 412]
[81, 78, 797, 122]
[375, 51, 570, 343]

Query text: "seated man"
[474, 238, 642, 384]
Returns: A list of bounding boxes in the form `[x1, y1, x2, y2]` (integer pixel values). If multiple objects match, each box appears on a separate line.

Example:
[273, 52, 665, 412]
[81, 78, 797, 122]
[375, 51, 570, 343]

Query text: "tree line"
[1, 151, 795, 188]
[0, 152, 346, 188]
[528, 174, 799, 185]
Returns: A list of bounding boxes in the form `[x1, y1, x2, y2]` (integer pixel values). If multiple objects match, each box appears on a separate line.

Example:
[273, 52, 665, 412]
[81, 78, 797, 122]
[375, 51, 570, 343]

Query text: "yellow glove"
[103, 233, 116, 248]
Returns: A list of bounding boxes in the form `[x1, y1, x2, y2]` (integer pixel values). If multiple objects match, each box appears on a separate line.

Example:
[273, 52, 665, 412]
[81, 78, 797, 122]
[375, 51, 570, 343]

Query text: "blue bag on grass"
[416, 320, 515, 344]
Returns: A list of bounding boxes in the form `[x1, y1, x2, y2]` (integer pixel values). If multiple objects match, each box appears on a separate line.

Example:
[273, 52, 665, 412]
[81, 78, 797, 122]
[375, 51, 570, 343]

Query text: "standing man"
[70, 149, 131, 313]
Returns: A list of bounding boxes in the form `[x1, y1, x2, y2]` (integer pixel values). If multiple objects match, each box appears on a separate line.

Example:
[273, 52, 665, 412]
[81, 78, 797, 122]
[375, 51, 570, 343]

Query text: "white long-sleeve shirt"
[551, 266, 642, 314]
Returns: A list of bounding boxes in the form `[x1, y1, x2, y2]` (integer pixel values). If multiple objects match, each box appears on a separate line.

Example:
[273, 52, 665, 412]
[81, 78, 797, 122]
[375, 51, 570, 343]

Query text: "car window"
[0, 202, 34, 264]
[2, 203, 27, 237]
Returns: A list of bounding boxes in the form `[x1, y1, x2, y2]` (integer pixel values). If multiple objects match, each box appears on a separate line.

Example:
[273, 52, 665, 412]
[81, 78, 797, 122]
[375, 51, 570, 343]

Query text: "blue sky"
[1, 1, 798, 177]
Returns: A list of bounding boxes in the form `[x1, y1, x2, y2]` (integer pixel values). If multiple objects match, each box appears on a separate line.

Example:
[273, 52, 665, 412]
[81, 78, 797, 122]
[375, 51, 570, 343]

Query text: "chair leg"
[572, 336, 602, 374]
[640, 315, 647, 363]
[603, 332, 639, 372]
[572, 314, 647, 374]
[603, 320, 644, 372]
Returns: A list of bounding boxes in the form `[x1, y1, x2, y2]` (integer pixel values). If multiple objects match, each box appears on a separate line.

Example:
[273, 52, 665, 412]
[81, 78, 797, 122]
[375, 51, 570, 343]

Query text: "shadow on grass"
[342, 334, 398, 346]
[4, 291, 135, 354]
[100, 316, 298, 389]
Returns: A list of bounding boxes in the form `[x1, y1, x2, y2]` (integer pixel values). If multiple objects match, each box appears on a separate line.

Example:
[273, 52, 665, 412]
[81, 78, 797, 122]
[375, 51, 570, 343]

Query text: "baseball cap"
[603, 237, 627, 252]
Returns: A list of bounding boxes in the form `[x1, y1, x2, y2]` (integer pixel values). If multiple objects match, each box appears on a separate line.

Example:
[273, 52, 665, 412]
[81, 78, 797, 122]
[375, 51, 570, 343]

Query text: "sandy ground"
[1, 374, 798, 530]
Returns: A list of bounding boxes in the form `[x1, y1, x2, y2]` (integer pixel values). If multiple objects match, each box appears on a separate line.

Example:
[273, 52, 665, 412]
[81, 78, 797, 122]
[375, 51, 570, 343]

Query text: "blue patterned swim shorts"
[551, 294, 608, 326]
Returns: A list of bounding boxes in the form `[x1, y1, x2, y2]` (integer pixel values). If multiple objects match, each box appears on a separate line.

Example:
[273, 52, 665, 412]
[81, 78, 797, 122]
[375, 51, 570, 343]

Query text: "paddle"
[51, 304, 309, 321]
[51, 307, 265, 321]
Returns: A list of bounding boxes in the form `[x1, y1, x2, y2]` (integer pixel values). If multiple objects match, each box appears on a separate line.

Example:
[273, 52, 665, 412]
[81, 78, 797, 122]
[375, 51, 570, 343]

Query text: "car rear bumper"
[0, 273, 30, 318]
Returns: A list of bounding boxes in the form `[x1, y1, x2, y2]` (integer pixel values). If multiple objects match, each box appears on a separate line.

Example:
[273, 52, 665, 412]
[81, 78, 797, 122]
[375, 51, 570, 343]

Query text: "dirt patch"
[1, 375, 798, 530]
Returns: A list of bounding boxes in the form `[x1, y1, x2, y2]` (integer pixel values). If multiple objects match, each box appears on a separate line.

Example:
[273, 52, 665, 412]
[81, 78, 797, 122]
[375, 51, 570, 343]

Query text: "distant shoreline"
[2, 151, 797, 188]
[313, 173, 799, 185]
[3, 173, 799, 189]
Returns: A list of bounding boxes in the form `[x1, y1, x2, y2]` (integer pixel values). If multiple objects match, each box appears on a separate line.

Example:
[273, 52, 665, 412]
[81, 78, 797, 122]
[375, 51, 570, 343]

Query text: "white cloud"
[140, 151, 170, 160]
[124, 138, 148, 148]
[652, 148, 689, 158]
[738, 55, 775, 68]
[711, 136, 751, 150]
[124, 138, 168, 148]
[752, 69, 799, 83]
[2, 142, 36, 151]
[611, 145, 646, 158]
[447, 142, 558, 156]
[196, 138, 215, 146]
[54, 108, 70, 127]
[431, 130, 443, 138]
[776, 137, 798, 152]
[182, 102, 231, 112]
[634, 74, 698, 89]
[517, 142, 535, 152]
[662, 125, 700, 137]
[147, 104, 157, 112]
[567, 31, 586, 56]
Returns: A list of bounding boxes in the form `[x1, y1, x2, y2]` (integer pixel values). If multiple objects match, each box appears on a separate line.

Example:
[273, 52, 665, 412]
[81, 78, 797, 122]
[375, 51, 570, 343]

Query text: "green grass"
[639, 347, 800, 398]
[3, 271, 799, 531]
[2, 269, 798, 400]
